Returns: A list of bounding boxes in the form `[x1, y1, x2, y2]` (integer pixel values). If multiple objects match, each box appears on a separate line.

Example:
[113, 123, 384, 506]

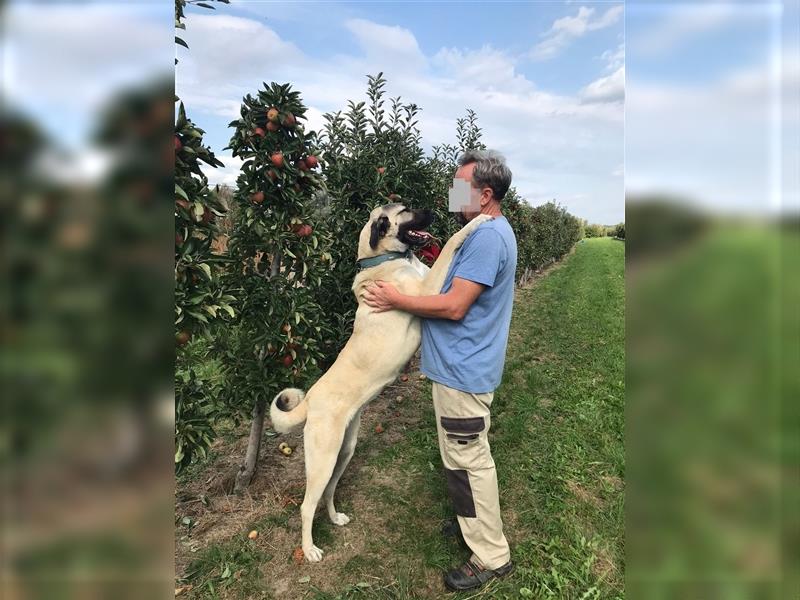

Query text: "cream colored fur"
[268, 204, 492, 562]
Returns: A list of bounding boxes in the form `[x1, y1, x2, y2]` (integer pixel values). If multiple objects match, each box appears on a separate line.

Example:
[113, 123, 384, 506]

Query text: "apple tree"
[221, 83, 334, 490]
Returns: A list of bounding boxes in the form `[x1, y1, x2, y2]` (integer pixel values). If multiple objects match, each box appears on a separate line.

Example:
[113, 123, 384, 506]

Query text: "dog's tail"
[269, 388, 308, 433]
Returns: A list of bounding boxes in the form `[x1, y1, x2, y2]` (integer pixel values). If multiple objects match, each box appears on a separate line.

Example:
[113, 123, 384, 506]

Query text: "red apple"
[271, 152, 284, 168]
[176, 330, 191, 346]
[305, 155, 319, 168]
[377, 166, 385, 175]
[296, 159, 308, 171]
[251, 191, 265, 204]
[266, 121, 279, 133]
[267, 108, 279, 122]
[175, 233, 184, 246]
[282, 113, 296, 127]
[267, 170, 278, 181]
[254, 127, 266, 138]
[174, 136, 182, 151]
[282, 354, 294, 368]
[388, 193, 400, 201]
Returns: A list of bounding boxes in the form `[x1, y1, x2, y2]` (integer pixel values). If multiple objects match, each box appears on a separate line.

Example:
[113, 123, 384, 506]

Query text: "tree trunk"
[234, 397, 266, 494]
[270, 245, 281, 279]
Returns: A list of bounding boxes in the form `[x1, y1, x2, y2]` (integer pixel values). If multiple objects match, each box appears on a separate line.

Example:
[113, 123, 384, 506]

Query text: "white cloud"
[177, 15, 624, 223]
[600, 42, 625, 72]
[580, 66, 625, 104]
[628, 3, 777, 57]
[5, 3, 169, 115]
[531, 5, 623, 61]
[626, 51, 798, 215]
[202, 155, 244, 188]
[432, 45, 534, 94]
[344, 18, 427, 72]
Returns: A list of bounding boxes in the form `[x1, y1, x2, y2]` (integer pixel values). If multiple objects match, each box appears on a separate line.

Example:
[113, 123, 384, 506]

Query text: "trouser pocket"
[439, 416, 488, 518]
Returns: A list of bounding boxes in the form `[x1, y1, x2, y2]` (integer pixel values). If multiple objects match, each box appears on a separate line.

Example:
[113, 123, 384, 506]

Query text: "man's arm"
[364, 277, 485, 320]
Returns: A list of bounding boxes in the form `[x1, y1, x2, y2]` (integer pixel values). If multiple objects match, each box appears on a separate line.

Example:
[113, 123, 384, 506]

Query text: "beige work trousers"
[432, 381, 511, 570]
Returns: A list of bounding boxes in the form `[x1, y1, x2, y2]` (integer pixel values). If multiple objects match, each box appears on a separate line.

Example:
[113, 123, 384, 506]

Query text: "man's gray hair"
[458, 149, 512, 202]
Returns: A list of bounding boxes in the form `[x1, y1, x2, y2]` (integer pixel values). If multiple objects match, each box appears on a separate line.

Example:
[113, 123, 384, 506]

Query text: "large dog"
[269, 203, 492, 562]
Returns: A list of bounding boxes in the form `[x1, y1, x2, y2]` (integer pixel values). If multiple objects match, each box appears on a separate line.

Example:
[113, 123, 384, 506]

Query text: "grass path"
[176, 237, 625, 599]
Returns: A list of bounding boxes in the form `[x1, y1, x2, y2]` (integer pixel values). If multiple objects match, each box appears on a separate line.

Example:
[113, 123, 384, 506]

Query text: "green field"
[176, 237, 625, 599]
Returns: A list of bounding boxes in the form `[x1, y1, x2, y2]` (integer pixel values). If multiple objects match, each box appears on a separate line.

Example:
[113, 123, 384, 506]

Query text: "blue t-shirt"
[421, 216, 517, 393]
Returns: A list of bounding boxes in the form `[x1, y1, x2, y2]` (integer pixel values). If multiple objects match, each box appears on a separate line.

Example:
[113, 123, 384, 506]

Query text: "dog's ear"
[369, 215, 390, 249]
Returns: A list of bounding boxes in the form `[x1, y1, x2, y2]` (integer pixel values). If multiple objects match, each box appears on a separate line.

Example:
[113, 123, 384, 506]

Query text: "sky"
[174, 1, 626, 225]
[625, 0, 799, 215]
[5, 1, 796, 220]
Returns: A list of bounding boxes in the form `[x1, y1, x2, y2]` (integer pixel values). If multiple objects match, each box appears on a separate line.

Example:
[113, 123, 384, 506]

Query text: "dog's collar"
[355, 249, 413, 272]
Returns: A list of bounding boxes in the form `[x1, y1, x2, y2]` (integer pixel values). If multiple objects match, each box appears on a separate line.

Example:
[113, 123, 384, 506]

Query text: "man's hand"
[363, 280, 401, 313]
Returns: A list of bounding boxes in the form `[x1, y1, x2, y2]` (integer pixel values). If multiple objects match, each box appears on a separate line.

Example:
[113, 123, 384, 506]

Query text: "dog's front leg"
[419, 214, 494, 295]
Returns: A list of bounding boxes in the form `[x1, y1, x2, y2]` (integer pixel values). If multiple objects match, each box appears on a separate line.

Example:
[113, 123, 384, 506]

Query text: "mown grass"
[180, 237, 625, 599]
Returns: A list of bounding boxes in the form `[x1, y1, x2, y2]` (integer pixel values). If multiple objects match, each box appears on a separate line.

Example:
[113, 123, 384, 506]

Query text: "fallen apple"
[248, 530, 258, 540]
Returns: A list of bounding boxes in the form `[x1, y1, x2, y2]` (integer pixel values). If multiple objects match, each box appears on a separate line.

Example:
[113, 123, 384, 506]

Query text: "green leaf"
[198, 263, 212, 280]
[220, 565, 231, 579]
[295, 312, 301, 325]
[297, 576, 310, 584]
[175, 184, 189, 200]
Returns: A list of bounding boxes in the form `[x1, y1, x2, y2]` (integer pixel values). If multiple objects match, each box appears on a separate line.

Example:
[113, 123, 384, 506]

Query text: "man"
[363, 149, 518, 592]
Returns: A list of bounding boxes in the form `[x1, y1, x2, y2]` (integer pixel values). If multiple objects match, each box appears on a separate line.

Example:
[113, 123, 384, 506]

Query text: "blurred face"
[449, 162, 491, 225]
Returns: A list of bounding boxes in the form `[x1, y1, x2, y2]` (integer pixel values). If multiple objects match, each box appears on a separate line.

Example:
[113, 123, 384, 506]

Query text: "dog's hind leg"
[300, 420, 345, 563]
[323, 409, 362, 526]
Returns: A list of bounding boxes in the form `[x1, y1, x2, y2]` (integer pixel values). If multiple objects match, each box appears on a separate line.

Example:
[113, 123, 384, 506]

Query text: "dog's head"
[357, 203, 435, 259]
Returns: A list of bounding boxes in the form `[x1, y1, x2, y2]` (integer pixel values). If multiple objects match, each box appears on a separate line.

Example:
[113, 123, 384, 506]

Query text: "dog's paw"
[331, 512, 351, 526]
[304, 544, 324, 562]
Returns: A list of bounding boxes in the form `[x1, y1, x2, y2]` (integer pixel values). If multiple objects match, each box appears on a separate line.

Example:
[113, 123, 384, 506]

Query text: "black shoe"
[440, 518, 462, 538]
[443, 559, 514, 591]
